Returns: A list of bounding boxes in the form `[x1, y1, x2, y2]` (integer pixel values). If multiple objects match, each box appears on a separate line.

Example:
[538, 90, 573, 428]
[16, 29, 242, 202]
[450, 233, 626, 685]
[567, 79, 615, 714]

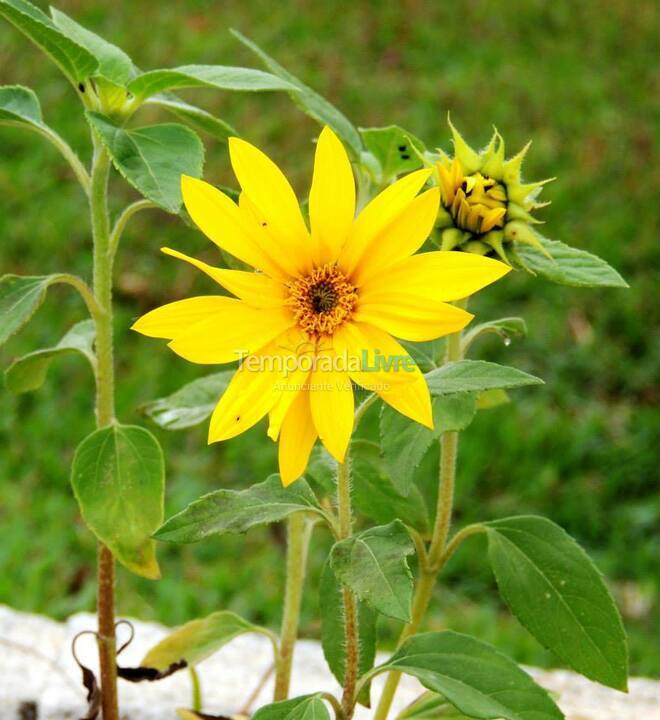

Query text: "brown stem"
[96, 544, 118, 720]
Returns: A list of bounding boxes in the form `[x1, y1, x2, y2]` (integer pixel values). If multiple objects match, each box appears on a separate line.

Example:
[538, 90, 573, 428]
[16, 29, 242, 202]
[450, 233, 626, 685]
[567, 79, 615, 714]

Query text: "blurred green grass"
[1, 0, 658, 676]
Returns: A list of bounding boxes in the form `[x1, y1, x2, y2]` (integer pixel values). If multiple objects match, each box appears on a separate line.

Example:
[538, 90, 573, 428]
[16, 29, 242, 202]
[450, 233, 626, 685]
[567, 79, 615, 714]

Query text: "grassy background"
[1, 0, 658, 676]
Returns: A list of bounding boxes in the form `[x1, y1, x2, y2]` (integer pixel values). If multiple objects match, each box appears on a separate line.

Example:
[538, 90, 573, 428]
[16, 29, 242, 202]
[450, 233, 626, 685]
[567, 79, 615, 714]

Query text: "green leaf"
[145, 92, 237, 142]
[330, 520, 414, 621]
[514, 234, 628, 288]
[155, 474, 324, 543]
[360, 125, 424, 182]
[380, 394, 477, 495]
[352, 440, 429, 532]
[425, 360, 543, 396]
[231, 29, 362, 158]
[70, 423, 165, 579]
[50, 7, 134, 86]
[0, 274, 65, 346]
[5, 319, 95, 394]
[0, 84, 43, 126]
[141, 370, 233, 430]
[462, 317, 527, 351]
[380, 631, 563, 720]
[484, 515, 628, 690]
[141, 610, 266, 670]
[0, 0, 97, 86]
[319, 559, 376, 707]
[87, 112, 204, 212]
[252, 695, 330, 720]
[398, 692, 473, 719]
[127, 64, 297, 102]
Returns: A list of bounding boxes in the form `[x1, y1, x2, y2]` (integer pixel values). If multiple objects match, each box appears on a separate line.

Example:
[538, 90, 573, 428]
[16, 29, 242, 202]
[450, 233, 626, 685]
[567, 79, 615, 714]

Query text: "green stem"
[337, 459, 359, 719]
[373, 302, 467, 720]
[108, 199, 157, 260]
[189, 666, 202, 712]
[53, 273, 104, 324]
[273, 513, 312, 701]
[89, 141, 119, 720]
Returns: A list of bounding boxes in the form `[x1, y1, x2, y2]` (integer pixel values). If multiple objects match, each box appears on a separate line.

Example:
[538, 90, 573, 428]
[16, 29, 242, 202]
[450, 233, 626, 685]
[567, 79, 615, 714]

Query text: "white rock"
[0, 605, 657, 719]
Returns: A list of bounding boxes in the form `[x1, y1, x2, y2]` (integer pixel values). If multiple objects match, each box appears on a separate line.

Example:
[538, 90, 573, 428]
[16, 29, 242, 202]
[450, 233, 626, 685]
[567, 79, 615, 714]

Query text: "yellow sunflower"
[133, 127, 509, 485]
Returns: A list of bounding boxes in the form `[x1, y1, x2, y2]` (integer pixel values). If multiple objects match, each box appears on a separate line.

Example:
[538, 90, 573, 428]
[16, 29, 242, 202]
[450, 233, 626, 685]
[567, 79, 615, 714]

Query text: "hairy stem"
[273, 513, 312, 701]
[90, 142, 119, 720]
[373, 304, 466, 720]
[337, 459, 359, 719]
[109, 199, 157, 260]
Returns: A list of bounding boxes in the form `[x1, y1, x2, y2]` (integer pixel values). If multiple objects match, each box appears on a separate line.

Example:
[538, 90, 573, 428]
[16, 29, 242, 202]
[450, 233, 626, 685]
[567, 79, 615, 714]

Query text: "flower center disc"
[288, 264, 358, 337]
[439, 160, 508, 235]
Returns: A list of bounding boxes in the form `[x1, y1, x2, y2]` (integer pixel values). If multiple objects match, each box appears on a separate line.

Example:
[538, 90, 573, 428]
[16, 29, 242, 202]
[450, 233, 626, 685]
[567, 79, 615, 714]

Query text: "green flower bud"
[434, 118, 554, 262]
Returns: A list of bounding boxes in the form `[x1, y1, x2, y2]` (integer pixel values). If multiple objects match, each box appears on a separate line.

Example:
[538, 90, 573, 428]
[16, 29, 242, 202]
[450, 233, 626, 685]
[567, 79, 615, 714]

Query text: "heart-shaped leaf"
[71, 423, 165, 579]
[127, 64, 296, 102]
[0, 0, 97, 86]
[378, 631, 563, 720]
[425, 360, 543, 396]
[514, 234, 628, 288]
[485, 515, 628, 690]
[330, 520, 414, 621]
[141, 371, 233, 430]
[86, 112, 204, 212]
[232, 29, 362, 158]
[141, 610, 269, 670]
[5, 319, 95, 394]
[155, 474, 325, 543]
[319, 559, 376, 707]
[252, 695, 330, 720]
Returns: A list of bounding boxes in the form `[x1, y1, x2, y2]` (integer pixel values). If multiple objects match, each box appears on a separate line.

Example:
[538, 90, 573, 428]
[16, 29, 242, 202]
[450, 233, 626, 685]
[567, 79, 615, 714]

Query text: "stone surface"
[0, 605, 658, 719]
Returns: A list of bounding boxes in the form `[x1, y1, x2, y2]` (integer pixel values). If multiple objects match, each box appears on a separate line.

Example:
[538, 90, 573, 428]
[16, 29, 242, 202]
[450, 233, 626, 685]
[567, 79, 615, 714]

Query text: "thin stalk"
[337, 459, 359, 719]
[108, 199, 157, 260]
[273, 513, 313, 701]
[373, 301, 467, 720]
[189, 666, 202, 712]
[89, 142, 119, 720]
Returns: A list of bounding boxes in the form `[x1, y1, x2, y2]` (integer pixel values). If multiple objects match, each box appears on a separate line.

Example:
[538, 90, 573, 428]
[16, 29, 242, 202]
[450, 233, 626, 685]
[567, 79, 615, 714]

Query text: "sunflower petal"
[339, 168, 432, 276]
[168, 301, 295, 364]
[161, 247, 288, 308]
[309, 356, 354, 463]
[379, 371, 433, 428]
[309, 126, 356, 264]
[180, 175, 288, 279]
[352, 187, 440, 285]
[229, 137, 312, 275]
[334, 322, 432, 428]
[132, 296, 230, 339]
[278, 389, 318, 487]
[358, 251, 510, 304]
[208, 352, 282, 442]
[332, 321, 418, 389]
[354, 298, 473, 342]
